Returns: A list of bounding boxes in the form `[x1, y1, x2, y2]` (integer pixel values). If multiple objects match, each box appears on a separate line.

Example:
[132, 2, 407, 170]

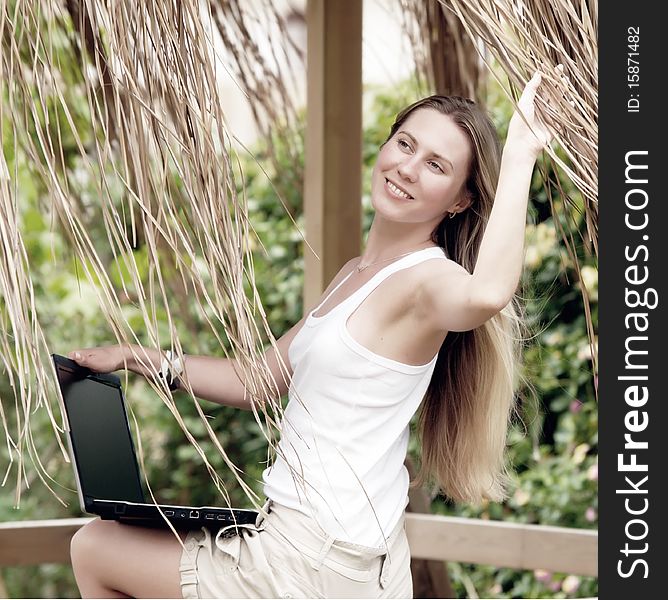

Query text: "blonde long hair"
[388, 96, 525, 504]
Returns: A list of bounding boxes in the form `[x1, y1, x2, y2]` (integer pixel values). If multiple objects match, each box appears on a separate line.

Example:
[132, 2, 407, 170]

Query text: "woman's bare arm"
[120, 257, 359, 410]
[70, 259, 358, 408]
[121, 321, 302, 411]
[421, 71, 557, 332]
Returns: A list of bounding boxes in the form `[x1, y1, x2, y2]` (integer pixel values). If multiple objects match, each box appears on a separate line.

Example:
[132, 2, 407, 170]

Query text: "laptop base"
[90, 499, 259, 532]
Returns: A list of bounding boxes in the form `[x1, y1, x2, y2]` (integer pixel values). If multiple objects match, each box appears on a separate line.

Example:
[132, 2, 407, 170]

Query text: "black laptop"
[51, 353, 259, 530]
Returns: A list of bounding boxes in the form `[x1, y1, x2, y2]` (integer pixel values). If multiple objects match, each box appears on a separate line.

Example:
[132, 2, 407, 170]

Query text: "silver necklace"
[356, 246, 434, 272]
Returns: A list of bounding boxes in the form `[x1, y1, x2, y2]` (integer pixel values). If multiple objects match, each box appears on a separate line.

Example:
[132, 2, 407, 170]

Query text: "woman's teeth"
[386, 179, 413, 199]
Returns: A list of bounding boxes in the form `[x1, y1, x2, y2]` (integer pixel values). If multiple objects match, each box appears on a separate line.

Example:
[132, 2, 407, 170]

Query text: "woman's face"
[371, 108, 473, 226]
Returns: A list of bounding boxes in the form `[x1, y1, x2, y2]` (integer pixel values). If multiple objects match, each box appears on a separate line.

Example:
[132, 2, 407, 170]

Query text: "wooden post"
[0, 572, 8, 599]
[304, 0, 363, 307]
[405, 457, 455, 598]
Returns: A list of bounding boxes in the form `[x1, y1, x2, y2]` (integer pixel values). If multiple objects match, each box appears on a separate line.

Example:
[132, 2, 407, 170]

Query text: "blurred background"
[0, 0, 597, 597]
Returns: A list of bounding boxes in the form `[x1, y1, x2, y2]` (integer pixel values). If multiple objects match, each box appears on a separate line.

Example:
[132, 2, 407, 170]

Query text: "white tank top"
[261, 246, 447, 547]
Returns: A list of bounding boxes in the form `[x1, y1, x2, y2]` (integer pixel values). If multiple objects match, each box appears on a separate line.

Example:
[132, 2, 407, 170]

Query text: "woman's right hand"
[67, 345, 126, 373]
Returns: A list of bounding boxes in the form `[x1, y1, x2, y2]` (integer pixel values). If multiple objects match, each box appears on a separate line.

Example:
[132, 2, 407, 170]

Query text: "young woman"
[68, 71, 558, 598]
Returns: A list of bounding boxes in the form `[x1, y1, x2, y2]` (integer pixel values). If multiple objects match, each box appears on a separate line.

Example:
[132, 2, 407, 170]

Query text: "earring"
[449, 212, 457, 219]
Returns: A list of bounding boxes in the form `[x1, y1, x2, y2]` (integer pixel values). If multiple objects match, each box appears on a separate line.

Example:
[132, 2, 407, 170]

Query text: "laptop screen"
[53, 356, 145, 505]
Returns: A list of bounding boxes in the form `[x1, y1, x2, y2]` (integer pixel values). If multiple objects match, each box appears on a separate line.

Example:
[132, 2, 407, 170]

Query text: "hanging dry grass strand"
[208, 0, 306, 212]
[0, 0, 314, 512]
[447, 0, 597, 381]
[399, 0, 598, 382]
[443, 0, 598, 241]
[398, 0, 487, 102]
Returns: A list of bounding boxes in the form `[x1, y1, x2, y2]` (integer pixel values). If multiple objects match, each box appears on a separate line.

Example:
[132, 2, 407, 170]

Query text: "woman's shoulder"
[330, 251, 466, 293]
[334, 251, 466, 293]
[320, 256, 361, 294]
[409, 255, 473, 320]
[411, 252, 468, 280]
[339, 255, 362, 278]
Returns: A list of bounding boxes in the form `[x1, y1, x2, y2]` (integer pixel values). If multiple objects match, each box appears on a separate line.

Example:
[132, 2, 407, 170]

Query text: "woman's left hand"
[505, 66, 567, 159]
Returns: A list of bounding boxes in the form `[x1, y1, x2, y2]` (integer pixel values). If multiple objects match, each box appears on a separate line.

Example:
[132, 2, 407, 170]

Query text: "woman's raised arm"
[468, 70, 556, 308]
[421, 69, 565, 333]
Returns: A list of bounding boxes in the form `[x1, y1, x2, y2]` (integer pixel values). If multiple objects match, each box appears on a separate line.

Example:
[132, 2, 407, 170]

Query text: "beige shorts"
[179, 499, 413, 599]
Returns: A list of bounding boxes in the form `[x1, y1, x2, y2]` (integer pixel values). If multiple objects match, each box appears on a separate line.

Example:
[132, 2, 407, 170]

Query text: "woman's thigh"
[70, 518, 189, 598]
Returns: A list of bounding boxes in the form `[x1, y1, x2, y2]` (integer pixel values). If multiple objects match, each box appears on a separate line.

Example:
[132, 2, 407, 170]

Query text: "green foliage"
[2, 73, 596, 599]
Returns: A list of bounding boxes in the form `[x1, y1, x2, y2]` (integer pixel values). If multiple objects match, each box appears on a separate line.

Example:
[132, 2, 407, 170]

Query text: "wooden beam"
[304, 0, 363, 307]
[405, 513, 598, 577]
[0, 518, 93, 567]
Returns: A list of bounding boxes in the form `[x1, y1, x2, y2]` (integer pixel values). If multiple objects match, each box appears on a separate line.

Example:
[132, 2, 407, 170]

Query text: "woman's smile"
[384, 177, 414, 201]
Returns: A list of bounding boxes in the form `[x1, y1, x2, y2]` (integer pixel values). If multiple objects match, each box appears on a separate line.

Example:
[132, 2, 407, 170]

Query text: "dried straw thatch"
[0, 0, 597, 511]
[0, 0, 306, 511]
[399, 0, 487, 101]
[402, 0, 598, 377]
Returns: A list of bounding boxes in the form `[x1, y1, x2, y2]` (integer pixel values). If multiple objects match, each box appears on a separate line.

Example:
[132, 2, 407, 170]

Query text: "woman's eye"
[428, 161, 444, 173]
[397, 139, 411, 150]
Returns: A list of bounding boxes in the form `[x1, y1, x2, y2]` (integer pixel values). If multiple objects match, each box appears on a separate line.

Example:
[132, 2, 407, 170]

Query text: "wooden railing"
[405, 513, 596, 577]
[0, 518, 93, 567]
[0, 514, 597, 576]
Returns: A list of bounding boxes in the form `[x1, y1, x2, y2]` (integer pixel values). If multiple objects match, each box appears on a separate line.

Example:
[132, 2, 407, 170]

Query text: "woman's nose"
[397, 158, 418, 182]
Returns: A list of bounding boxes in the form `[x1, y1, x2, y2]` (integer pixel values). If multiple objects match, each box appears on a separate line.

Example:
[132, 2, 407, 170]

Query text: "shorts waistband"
[259, 499, 406, 575]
